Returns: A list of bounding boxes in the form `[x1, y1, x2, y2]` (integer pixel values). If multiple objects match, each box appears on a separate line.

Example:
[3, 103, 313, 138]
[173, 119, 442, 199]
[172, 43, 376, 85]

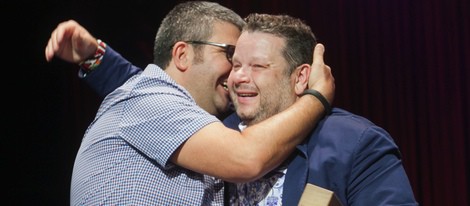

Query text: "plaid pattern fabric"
[71, 65, 223, 205]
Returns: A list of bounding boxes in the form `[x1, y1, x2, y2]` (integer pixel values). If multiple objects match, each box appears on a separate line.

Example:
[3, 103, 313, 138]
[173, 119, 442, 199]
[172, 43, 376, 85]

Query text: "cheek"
[258, 75, 289, 95]
[251, 73, 272, 87]
[203, 62, 231, 80]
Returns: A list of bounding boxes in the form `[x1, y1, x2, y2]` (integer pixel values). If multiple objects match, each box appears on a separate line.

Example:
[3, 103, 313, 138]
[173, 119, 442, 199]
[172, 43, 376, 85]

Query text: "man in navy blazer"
[48, 13, 418, 206]
[221, 14, 417, 205]
[223, 108, 417, 205]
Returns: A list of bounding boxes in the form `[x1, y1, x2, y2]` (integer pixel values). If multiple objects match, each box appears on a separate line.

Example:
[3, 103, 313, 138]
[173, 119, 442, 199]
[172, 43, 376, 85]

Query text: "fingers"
[45, 22, 64, 62]
[45, 38, 53, 62]
[308, 43, 335, 104]
[313, 43, 325, 65]
[45, 20, 76, 62]
[309, 43, 327, 81]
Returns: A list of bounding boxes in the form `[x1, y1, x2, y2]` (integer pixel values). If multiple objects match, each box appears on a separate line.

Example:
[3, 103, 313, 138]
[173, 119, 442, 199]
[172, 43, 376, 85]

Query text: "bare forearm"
[238, 95, 325, 181]
[173, 95, 326, 183]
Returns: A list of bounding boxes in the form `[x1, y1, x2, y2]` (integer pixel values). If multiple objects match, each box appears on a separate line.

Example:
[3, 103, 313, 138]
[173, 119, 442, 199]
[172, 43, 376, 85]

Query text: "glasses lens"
[225, 45, 235, 64]
[185, 41, 235, 64]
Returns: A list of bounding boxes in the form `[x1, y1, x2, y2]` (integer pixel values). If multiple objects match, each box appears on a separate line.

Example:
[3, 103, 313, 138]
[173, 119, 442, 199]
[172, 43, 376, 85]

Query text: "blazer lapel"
[282, 143, 309, 205]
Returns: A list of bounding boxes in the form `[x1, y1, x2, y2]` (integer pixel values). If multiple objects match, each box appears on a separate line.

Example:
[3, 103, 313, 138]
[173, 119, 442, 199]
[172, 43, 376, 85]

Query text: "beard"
[234, 80, 295, 126]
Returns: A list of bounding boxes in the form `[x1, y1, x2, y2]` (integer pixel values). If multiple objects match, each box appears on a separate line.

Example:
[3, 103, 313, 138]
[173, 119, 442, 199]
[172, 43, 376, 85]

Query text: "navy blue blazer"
[80, 46, 143, 97]
[223, 108, 418, 206]
[83, 46, 418, 205]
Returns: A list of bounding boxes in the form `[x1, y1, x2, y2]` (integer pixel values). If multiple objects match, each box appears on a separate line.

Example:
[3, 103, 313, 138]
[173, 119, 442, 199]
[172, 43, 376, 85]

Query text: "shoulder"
[319, 108, 392, 139]
[322, 108, 375, 131]
[117, 66, 214, 123]
[311, 108, 399, 153]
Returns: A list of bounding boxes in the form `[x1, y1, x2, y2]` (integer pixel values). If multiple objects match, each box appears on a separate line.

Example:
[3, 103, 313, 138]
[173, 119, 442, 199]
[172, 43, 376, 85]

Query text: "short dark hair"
[244, 13, 317, 75]
[153, 1, 245, 69]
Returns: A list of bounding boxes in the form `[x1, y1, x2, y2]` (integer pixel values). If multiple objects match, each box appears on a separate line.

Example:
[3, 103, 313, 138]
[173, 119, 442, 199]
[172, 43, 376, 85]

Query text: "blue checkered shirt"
[71, 64, 223, 205]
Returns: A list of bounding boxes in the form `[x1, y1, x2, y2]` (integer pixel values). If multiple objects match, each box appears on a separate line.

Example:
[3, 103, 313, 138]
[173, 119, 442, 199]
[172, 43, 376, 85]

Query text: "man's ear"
[172, 41, 191, 72]
[294, 64, 311, 96]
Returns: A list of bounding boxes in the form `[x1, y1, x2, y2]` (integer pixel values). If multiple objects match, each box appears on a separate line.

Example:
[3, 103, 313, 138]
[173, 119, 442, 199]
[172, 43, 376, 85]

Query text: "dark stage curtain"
[254, 0, 470, 205]
[224, 1, 470, 204]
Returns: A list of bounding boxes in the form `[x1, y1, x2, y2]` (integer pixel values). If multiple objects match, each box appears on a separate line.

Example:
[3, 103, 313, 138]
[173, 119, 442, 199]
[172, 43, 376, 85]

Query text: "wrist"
[301, 89, 332, 115]
[79, 39, 106, 73]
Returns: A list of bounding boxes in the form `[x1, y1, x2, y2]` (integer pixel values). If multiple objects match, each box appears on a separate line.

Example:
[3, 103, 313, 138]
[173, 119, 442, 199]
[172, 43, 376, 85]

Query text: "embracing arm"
[46, 20, 336, 183]
[45, 19, 141, 96]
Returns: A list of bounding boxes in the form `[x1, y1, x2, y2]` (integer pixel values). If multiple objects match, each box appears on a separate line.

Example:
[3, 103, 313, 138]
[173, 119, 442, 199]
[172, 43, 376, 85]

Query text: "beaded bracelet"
[79, 39, 106, 73]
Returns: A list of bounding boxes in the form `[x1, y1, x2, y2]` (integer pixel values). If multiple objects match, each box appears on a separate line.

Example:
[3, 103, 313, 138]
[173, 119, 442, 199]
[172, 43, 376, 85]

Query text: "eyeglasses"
[185, 41, 235, 64]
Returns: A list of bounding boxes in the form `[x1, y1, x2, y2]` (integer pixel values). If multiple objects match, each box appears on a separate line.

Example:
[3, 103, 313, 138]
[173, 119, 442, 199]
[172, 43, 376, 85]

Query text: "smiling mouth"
[235, 89, 258, 97]
[238, 93, 257, 97]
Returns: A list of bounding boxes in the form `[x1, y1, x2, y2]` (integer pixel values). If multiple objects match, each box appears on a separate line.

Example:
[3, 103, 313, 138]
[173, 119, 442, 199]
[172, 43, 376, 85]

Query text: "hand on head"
[45, 20, 98, 63]
[308, 43, 335, 105]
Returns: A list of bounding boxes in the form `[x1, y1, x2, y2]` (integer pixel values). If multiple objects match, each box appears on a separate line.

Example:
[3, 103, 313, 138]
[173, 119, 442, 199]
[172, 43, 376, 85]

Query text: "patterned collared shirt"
[227, 123, 287, 206]
[71, 64, 224, 205]
[228, 169, 286, 206]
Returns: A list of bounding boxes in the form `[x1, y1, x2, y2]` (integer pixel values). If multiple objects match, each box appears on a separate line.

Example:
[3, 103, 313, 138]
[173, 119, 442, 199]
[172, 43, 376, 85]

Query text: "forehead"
[236, 31, 286, 60]
[209, 21, 241, 45]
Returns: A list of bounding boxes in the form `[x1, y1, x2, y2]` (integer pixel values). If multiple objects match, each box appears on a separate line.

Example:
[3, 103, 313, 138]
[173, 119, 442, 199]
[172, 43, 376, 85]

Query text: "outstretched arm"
[45, 20, 97, 63]
[45, 20, 141, 96]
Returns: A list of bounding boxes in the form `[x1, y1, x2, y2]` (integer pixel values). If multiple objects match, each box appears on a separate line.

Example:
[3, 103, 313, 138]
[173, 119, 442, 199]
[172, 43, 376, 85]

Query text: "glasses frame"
[185, 40, 235, 64]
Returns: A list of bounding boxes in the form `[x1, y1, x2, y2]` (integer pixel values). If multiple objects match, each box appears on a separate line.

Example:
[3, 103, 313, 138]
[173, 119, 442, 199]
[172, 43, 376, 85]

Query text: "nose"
[230, 65, 251, 84]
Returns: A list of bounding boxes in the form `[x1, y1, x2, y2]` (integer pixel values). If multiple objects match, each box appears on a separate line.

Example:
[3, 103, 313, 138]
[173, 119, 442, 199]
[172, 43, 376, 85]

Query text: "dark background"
[4, 0, 469, 205]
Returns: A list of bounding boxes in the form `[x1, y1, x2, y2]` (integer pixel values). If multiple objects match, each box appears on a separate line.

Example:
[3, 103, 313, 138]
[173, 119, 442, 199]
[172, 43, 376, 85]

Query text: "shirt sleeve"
[80, 45, 143, 97]
[119, 84, 219, 168]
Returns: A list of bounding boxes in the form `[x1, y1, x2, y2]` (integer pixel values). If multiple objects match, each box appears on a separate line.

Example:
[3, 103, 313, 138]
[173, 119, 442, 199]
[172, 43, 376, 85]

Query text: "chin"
[237, 110, 256, 120]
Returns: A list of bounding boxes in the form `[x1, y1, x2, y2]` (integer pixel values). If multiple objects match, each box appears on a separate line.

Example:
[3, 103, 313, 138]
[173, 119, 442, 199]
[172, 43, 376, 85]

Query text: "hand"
[45, 20, 98, 63]
[308, 43, 335, 105]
